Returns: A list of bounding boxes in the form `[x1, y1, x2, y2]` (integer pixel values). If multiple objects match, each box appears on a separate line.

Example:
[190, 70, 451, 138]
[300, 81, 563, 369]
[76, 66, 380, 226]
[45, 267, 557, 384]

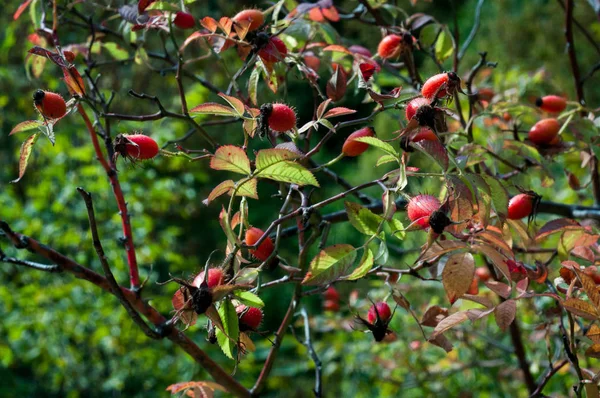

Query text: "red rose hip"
[536, 95, 567, 113]
[405, 97, 430, 121]
[367, 302, 392, 324]
[507, 193, 536, 220]
[421, 72, 461, 99]
[323, 286, 340, 301]
[245, 227, 275, 261]
[121, 134, 159, 160]
[264, 103, 296, 132]
[33, 90, 67, 119]
[528, 118, 560, 145]
[377, 34, 403, 59]
[407, 194, 441, 229]
[342, 127, 375, 157]
[173, 12, 196, 29]
[232, 9, 264, 31]
[237, 305, 263, 331]
[258, 36, 288, 63]
[193, 268, 225, 289]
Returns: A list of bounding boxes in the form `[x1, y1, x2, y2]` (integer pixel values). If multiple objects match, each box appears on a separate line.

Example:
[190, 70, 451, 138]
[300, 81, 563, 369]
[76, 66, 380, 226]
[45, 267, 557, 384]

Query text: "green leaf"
[215, 300, 240, 360]
[190, 102, 238, 116]
[234, 178, 258, 199]
[318, 118, 335, 131]
[210, 145, 251, 175]
[234, 291, 264, 308]
[344, 249, 374, 280]
[435, 28, 454, 61]
[248, 66, 260, 106]
[9, 120, 42, 136]
[255, 148, 301, 169]
[376, 154, 397, 167]
[11, 133, 38, 183]
[481, 175, 509, 220]
[145, 1, 180, 11]
[102, 43, 129, 60]
[386, 217, 406, 240]
[345, 201, 385, 236]
[255, 149, 318, 186]
[353, 136, 398, 157]
[303, 244, 357, 286]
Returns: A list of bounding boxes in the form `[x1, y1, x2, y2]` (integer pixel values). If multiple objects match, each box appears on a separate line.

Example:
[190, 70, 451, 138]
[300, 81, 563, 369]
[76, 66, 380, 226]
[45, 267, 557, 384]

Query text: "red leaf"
[200, 17, 219, 32]
[10, 120, 42, 136]
[137, 0, 156, 14]
[367, 87, 402, 103]
[13, 0, 33, 21]
[63, 66, 86, 96]
[323, 107, 357, 119]
[536, 218, 582, 241]
[326, 66, 347, 102]
[359, 62, 377, 81]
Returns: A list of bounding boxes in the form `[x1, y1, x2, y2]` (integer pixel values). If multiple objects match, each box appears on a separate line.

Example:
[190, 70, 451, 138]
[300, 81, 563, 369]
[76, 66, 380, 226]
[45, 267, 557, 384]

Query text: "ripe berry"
[323, 286, 340, 301]
[407, 194, 441, 229]
[421, 72, 461, 99]
[411, 127, 437, 143]
[173, 12, 195, 29]
[245, 227, 275, 261]
[507, 193, 537, 220]
[377, 34, 403, 59]
[405, 97, 429, 121]
[115, 134, 159, 160]
[263, 103, 296, 132]
[33, 90, 67, 120]
[258, 36, 288, 63]
[528, 118, 560, 145]
[193, 268, 225, 289]
[475, 267, 491, 282]
[232, 9, 264, 31]
[342, 127, 375, 157]
[536, 95, 567, 113]
[467, 276, 479, 295]
[237, 305, 263, 331]
[323, 300, 340, 312]
[367, 302, 392, 324]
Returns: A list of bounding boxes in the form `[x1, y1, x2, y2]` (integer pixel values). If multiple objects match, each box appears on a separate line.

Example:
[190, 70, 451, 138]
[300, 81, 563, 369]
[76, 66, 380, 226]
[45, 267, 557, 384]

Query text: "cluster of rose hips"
[528, 95, 567, 146]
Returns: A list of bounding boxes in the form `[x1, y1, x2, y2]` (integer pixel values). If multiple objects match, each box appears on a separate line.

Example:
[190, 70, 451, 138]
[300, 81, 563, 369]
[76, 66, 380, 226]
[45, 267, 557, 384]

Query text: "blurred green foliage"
[1, 0, 598, 397]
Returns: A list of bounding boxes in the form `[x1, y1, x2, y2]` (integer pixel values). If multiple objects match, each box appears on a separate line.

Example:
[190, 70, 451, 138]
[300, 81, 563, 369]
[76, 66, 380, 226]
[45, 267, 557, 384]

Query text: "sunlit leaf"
[442, 252, 475, 304]
[215, 300, 240, 360]
[210, 145, 251, 175]
[303, 244, 357, 285]
[345, 201, 384, 236]
[344, 249, 374, 280]
[190, 102, 238, 116]
[11, 133, 38, 183]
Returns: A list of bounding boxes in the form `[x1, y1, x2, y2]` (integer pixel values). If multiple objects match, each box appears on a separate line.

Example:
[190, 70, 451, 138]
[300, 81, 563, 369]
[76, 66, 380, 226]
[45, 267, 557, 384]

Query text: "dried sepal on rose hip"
[33, 90, 67, 120]
[236, 305, 263, 332]
[356, 301, 395, 342]
[113, 134, 159, 162]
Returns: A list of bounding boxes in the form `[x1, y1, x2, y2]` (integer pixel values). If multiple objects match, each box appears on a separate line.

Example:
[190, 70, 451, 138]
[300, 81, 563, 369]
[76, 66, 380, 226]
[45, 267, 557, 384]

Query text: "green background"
[1, 0, 599, 396]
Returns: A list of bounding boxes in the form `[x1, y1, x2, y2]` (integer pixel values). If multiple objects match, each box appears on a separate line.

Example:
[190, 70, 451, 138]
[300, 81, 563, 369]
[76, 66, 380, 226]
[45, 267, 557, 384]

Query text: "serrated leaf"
[210, 145, 251, 175]
[344, 249, 374, 280]
[218, 93, 245, 116]
[536, 218, 582, 241]
[63, 66, 86, 96]
[255, 148, 301, 169]
[353, 136, 398, 157]
[205, 180, 235, 205]
[562, 298, 599, 320]
[234, 291, 264, 308]
[387, 217, 406, 240]
[10, 120, 43, 136]
[166, 381, 226, 395]
[442, 252, 475, 304]
[412, 139, 449, 171]
[190, 102, 238, 116]
[248, 67, 260, 106]
[215, 300, 240, 360]
[376, 154, 397, 167]
[11, 133, 38, 183]
[495, 299, 516, 331]
[430, 311, 469, 339]
[323, 107, 356, 119]
[345, 201, 384, 236]
[256, 159, 318, 187]
[303, 244, 357, 286]
[234, 178, 258, 199]
[481, 175, 509, 220]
